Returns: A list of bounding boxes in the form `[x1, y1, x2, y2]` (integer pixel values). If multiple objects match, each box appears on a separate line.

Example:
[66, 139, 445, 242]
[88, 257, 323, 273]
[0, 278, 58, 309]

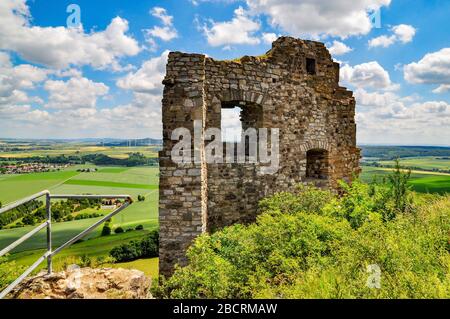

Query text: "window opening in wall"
[306, 58, 316, 75]
[306, 149, 329, 179]
[221, 106, 242, 143]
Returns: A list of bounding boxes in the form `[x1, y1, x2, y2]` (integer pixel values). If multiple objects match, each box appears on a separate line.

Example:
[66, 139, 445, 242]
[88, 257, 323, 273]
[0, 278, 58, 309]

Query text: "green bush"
[101, 223, 112, 236]
[135, 224, 144, 230]
[154, 171, 450, 299]
[114, 227, 124, 234]
[0, 257, 25, 292]
[259, 184, 334, 215]
[80, 254, 92, 267]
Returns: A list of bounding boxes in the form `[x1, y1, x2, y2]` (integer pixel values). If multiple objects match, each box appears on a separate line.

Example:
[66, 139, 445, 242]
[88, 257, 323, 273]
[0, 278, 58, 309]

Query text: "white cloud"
[146, 26, 178, 42]
[151, 7, 174, 26]
[354, 88, 449, 145]
[262, 32, 278, 44]
[1, 50, 170, 139]
[117, 50, 169, 96]
[432, 84, 450, 94]
[419, 101, 449, 114]
[144, 7, 178, 43]
[44, 77, 109, 109]
[404, 48, 450, 93]
[0, 0, 140, 70]
[203, 6, 261, 47]
[22, 109, 51, 122]
[246, 0, 391, 39]
[368, 35, 396, 48]
[100, 103, 161, 129]
[368, 24, 416, 48]
[52, 68, 83, 79]
[0, 99, 163, 139]
[354, 88, 399, 107]
[0, 51, 47, 108]
[392, 24, 416, 43]
[108, 51, 171, 137]
[0, 104, 31, 119]
[340, 61, 398, 90]
[327, 40, 353, 56]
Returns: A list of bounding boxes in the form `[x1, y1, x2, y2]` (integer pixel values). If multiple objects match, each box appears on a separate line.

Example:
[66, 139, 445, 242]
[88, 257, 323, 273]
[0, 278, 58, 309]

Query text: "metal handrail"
[0, 191, 133, 299]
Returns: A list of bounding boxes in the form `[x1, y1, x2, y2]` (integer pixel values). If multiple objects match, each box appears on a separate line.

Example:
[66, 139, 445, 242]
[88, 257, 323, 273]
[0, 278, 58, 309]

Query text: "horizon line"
[0, 137, 449, 148]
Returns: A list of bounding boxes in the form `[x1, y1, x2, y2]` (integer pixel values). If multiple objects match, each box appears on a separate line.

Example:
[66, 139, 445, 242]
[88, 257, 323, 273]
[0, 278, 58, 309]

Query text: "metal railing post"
[46, 193, 52, 275]
[0, 192, 132, 299]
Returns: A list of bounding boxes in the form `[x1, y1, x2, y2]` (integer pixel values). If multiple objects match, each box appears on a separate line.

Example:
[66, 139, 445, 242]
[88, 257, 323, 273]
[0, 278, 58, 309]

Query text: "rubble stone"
[10, 267, 152, 299]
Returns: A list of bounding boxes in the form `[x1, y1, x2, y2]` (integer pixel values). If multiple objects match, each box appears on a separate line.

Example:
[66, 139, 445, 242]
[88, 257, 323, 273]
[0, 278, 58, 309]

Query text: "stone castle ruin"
[159, 37, 360, 276]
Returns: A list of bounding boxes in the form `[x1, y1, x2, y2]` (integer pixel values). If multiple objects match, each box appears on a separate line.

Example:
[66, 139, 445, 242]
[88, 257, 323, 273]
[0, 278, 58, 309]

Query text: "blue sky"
[0, 0, 449, 145]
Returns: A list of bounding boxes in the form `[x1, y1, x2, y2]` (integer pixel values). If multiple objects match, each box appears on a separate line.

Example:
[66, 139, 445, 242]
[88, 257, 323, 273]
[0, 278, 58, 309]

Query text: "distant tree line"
[0, 155, 83, 165]
[360, 145, 450, 160]
[0, 152, 158, 167]
[1, 198, 104, 229]
[0, 200, 42, 229]
[82, 153, 157, 166]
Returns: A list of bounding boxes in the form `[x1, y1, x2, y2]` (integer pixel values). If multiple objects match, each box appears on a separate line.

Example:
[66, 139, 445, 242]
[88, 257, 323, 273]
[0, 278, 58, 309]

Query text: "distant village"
[0, 163, 71, 175]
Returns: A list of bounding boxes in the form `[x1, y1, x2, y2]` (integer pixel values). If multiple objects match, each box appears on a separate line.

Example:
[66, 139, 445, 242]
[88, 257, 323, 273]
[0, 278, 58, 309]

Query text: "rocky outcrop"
[10, 266, 152, 299]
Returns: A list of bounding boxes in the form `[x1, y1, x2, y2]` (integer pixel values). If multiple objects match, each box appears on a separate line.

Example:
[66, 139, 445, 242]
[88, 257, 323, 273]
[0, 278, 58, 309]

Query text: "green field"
[97, 167, 130, 173]
[0, 170, 79, 204]
[64, 179, 158, 190]
[0, 165, 159, 198]
[0, 165, 159, 276]
[112, 258, 159, 278]
[377, 157, 450, 171]
[361, 166, 450, 194]
[0, 145, 159, 159]
[74, 166, 160, 184]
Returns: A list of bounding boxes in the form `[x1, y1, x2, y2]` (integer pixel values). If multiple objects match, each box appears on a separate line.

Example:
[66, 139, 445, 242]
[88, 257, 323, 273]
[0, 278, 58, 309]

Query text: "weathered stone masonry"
[159, 37, 361, 276]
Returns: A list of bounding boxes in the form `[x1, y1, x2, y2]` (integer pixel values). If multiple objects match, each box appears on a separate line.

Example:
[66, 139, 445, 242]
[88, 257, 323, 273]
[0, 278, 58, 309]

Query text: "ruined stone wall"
[159, 37, 360, 276]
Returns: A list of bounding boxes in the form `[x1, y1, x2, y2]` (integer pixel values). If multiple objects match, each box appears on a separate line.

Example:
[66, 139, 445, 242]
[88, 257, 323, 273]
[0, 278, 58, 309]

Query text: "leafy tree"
[0, 200, 42, 228]
[22, 214, 37, 226]
[109, 229, 159, 262]
[388, 159, 413, 214]
[101, 222, 112, 236]
[110, 242, 141, 262]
